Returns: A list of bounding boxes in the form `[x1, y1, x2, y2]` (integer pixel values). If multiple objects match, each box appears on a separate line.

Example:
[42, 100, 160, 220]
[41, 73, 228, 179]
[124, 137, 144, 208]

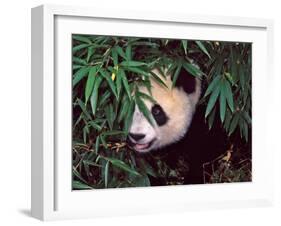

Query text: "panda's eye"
[151, 104, 169, 126]
[152, 105, 161, 115]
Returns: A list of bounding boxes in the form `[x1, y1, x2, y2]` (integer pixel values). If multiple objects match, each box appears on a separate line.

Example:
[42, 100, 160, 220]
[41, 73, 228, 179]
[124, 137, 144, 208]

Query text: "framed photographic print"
[31, 4, 274, 221]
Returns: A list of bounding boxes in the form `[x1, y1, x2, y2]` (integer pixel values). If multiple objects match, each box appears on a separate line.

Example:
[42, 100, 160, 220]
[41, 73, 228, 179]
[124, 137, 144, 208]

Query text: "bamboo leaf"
[137, 91, 156, 104]
[95, 136, 100, 153]
[172, 63, 182, 87]
[242, 111, 252, 124]
[83, 160, 102, 168]
[73, 57, 87, 66]
[239, 118, 244, 139]
[225, 72, 235, 85]
[230, 46, 238, 82]
[224, 109, 232, 131]
[104, 161, 109, 188]
[167, 62, 177, 75]
[126, 44, 132, 60]
[100, 69, 118, 99]
[111, 47, 118, 65]
[73, 65, 83, 70]
[124, 100, 135, 133]
[239, 64, 245, 90]
[120, 61, 146, 67]
[105, 104, 115, 130]
[98, 90, 111, 107]
[86, 46, 95, 62]
[150, 71, 168, 88]
[103, 157, 140, 176]
[102, 130, 126, 137]
[116, 46, 127, 60]
[76, 98, 92, 120]
[73, 168, 88, 184]
[195, 41, 211, 58]
[119, 69, 132, 100]
[73, 67, 90, 87]
[100, 135, 108, 149]
[88, 121, 102, 131]
[135, 94, 155, 126]
[72, 180, 93, 190]
[182, 62, 202, 77]
[229, 113, 240, 135]
[243, 120, 249, 142]
[208, 106, 216, 129]
[205, 84, 220, 117]
[139, 159, 157, 177]
[116, 69, 122, 99]
[73, 43, 90, 53]
[90, 75, 103, 115]
[142, 79, 152, 96]
[118, 97, 130, 123]
[85, 66, 97, 103]
[132, 174, 151, 187]
[72, 35, 92, 44]
[224, 80, 234, 112]
[124, 67, 150, 77]
[204, 75, 221, 97]
[182, 40, 188, 55]
[213, 56, 223, 79]
[83, 126, 89, 144]
[83, 159, 90, 177]
[219, 82, 226, 122]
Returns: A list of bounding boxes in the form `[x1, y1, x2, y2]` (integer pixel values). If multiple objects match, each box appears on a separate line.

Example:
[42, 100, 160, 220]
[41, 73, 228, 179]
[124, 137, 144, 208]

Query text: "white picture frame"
[31, 4, 274, 221]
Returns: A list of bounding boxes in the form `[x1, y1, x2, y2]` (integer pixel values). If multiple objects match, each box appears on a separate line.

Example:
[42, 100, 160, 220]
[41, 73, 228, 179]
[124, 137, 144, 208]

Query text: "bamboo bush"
[72, 35, 252, 189]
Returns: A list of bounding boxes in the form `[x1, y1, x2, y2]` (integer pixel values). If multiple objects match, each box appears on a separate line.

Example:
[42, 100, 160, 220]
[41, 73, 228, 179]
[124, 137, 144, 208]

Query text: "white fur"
[129, 69, 201, 153]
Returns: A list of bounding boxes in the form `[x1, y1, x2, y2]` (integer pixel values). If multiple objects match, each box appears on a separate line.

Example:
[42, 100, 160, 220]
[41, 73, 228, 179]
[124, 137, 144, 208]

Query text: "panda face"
[128, 69, 201, 153]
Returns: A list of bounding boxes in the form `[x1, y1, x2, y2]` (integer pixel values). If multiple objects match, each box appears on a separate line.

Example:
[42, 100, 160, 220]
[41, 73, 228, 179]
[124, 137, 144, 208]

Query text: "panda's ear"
[173, 67, 197, 94]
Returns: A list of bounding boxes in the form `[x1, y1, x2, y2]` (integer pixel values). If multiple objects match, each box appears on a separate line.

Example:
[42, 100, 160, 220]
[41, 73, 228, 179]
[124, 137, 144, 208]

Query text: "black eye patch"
[151, 104, 169, 126]
[173, 67, 196, 94]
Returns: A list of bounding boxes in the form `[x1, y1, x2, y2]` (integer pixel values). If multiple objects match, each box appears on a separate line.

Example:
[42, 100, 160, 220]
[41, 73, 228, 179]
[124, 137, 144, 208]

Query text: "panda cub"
[128, 68, 201, 153]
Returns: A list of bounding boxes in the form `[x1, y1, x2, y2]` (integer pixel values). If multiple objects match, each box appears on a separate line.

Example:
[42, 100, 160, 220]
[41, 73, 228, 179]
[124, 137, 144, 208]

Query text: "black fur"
[144, 105, 244, 185]
[174, 68, 196, 94]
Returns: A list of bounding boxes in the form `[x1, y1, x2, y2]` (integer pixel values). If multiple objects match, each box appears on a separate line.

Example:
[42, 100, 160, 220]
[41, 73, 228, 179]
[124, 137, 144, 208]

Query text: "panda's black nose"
[129, 133, 145, 142]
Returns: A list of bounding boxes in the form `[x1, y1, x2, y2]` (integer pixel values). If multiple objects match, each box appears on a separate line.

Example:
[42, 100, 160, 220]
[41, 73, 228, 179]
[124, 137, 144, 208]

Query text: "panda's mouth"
[130, 138, 156, 152]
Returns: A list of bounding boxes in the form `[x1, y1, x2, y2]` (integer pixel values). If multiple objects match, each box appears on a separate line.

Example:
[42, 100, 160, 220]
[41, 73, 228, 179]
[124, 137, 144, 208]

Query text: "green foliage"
[72, 35, 251, 189]
[203, 42, 251, 142]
